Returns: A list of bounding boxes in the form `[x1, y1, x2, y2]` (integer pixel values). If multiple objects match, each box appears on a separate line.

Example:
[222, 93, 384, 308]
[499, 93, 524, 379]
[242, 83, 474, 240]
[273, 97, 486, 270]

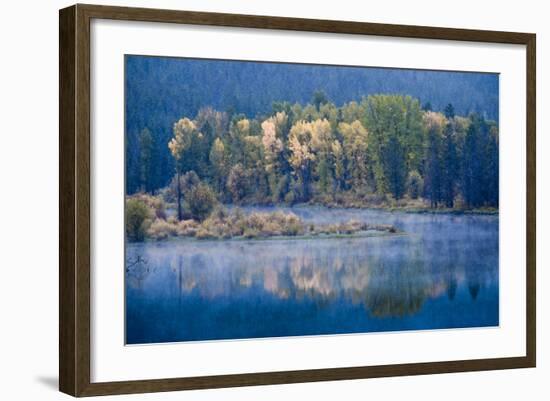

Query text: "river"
[125, 206, 499, 344]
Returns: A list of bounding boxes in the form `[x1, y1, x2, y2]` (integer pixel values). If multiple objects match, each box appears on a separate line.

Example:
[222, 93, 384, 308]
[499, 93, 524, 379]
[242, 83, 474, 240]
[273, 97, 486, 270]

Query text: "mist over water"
[126, 207, 499, 344]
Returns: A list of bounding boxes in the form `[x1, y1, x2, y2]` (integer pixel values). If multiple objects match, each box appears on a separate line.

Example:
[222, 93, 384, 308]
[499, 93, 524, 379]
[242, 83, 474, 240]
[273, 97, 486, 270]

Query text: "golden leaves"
[422, 111, 447, 134]
[169, 117, 198, 159]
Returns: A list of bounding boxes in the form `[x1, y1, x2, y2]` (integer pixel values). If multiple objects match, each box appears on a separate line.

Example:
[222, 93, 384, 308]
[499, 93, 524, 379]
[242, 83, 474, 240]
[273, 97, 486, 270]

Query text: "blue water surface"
[125, 207, 499, 344]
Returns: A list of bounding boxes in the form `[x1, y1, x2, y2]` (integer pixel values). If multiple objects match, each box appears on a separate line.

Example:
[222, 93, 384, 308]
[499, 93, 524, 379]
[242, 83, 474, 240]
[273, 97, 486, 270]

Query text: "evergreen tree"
[125, 131, 140, 194]
[316, 156, 332, 194]
[440, 122, 459, 207]
[462, 116, 484, 208]
[382, 135, 407, 199]
[209, 138, 227, 193]
[331, 140, 345, 193]
[424, 128, 442, 207]
[444, 103, 455, 119]
[407, 170, 423, 199]
[138, 127, 154, 193]
[484, 128, 499, 207]
[312, 90, 329, 111]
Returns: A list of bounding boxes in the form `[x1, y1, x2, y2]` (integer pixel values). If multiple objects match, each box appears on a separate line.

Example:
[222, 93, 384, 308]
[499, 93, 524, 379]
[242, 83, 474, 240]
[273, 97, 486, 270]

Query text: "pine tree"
[383, 135, 407, 200]
[441, 122, 458, 207]
[444, 103, 455, 119]
[424, 129, 442, 208]
[461, 116, 484, 208]
[312, 90, 329, 111]
[209, 138, 226, 193]
[485, 128, 499, 207]
[138, 127, 154, 193]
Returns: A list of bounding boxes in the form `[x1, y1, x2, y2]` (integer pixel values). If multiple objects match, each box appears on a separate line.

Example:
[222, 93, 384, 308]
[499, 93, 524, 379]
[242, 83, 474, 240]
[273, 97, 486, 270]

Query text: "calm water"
[126, 207, 499, 344]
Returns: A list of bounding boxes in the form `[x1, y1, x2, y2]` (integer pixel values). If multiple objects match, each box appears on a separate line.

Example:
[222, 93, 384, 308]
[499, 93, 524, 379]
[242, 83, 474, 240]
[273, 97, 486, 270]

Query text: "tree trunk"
[302, 170, 308, 201]
[176, 171, 183, 221]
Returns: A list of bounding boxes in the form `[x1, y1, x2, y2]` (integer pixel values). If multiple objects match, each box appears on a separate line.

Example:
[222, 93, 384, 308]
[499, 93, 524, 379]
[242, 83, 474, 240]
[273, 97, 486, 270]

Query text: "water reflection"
[126, 208, 499, 344]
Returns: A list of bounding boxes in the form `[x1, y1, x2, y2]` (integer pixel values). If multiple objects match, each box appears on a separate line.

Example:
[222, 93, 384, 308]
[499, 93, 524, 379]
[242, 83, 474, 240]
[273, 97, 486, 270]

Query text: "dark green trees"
[312, 90, 329, 111]
[441, 122, 459, 208]
[444, 103, 455, 119]
[421, 110, 500, 209]
[407, 171, 423, 199]
[138, 128, 154, 194]
[209, 137, 227, 193]
[485, 128, 499, 207]
[461, 114, 498, 208]
[424, 117, 442, 208]
[382, 135, 407, 200]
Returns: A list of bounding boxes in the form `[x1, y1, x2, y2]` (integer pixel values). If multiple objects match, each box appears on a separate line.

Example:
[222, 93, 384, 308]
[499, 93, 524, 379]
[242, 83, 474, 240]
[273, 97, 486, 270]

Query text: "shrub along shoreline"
[125, 185, 497, 243]
[125, 193, 401, 242]
[148, 211, 399, 242]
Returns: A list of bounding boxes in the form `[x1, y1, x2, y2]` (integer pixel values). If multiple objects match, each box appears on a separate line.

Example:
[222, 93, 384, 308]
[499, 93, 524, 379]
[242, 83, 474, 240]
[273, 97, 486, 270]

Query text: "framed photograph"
[59, 4, 536, 397]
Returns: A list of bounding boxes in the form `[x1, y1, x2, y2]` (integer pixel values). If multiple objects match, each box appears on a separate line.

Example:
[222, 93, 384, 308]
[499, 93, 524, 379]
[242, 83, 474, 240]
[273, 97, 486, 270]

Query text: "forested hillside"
[125, 56, 499, 211]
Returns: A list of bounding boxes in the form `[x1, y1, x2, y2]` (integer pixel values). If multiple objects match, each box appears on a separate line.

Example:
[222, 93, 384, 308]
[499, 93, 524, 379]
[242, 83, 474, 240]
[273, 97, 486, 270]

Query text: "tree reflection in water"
[125, 208, 499, 343]
[126, 255, 151, 290]
[127, 235, 488, 318]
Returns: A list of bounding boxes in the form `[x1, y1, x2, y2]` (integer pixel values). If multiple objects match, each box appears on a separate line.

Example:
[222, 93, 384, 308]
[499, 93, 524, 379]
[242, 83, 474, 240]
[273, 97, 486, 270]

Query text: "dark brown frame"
[59, 3, 536, 397]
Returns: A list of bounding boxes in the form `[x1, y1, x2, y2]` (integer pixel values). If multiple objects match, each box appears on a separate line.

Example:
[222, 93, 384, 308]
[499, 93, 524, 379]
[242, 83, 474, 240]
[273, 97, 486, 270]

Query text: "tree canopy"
[125, 56, 499, 196]
[131, 93, 499, 213]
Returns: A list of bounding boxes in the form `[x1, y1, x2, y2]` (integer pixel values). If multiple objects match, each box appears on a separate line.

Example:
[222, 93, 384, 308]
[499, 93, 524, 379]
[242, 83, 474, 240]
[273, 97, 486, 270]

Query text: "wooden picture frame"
[59, 3, 536, 397]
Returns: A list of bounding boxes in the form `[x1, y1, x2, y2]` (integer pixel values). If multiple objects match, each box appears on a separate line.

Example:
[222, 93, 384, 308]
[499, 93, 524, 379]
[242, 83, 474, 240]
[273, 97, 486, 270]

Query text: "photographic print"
[124, 55, 499, 345]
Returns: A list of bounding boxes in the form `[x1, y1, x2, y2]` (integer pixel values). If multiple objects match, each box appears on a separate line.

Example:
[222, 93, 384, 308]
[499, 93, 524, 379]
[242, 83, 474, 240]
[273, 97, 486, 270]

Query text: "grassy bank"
[214, 191, 499, 215]
[126, 194, 401, 242]
[147, 209, 400, 241]
[297, 193, 499, 215]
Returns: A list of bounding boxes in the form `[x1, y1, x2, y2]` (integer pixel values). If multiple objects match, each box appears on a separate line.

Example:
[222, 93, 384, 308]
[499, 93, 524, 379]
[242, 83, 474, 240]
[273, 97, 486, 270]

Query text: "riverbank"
[145, 229, 403, 244]
[382, 206, 499, 215]
[236, 196, 499, 216]
[142, 208, 400, 242]
[126, 192, 498, 243]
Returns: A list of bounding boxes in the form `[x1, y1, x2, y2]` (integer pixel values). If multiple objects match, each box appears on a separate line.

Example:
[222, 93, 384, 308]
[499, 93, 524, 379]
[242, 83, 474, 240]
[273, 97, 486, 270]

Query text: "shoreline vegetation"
[287, 193, 498, 215]
[126, 92, 499, 242]
[126, 193, 401, 242]
[125, 192, 496, 243]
